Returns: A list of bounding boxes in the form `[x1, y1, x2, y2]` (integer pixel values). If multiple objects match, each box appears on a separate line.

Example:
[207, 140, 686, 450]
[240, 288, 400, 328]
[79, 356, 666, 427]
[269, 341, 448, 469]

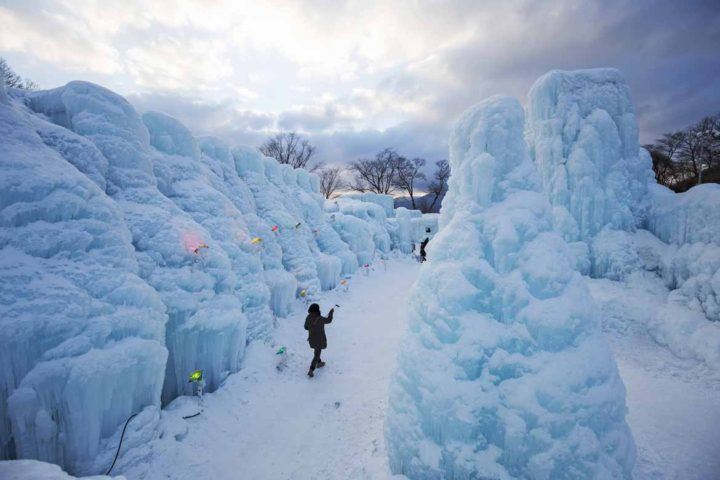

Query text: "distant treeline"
[645, 113, 720, 192]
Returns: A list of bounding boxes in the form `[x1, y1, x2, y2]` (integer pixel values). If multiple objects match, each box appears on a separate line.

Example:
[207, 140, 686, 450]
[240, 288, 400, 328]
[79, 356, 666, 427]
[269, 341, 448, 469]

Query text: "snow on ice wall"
[387, 95, 635, 479]
[0, 86, 167, 474]
[526, 69, 653, 243]
[0, 80, 399, 474]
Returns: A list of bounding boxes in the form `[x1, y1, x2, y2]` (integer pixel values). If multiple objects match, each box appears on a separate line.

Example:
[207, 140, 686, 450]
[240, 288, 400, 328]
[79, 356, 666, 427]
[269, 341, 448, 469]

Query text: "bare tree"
[645, 148, 674, 187]
[318, 166, 345, 199]
[394, 157, 426, 209]
[694, 115, 720, 175]
[349, 148, 403, 194]
[645, 112, 720, 191]
[425, 159, 450, 212]
[260, 132, 320, 171]
[1, 57, 37, 90]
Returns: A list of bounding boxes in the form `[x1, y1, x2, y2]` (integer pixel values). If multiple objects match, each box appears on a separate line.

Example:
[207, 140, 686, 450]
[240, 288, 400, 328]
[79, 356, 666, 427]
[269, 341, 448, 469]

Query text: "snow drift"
[386, 95, 635, 479]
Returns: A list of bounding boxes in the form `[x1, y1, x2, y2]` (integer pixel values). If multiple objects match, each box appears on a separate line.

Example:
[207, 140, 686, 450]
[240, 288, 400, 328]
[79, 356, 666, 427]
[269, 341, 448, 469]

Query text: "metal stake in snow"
[183, 370, 205, 419]
[340, 279, 349, 292]
[295, 222, 302, 228]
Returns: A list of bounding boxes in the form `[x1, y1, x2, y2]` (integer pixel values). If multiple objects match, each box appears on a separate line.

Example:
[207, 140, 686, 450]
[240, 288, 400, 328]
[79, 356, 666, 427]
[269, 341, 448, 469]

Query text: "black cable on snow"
[105, 412, 138, 475]
[182, 411, 201, 419]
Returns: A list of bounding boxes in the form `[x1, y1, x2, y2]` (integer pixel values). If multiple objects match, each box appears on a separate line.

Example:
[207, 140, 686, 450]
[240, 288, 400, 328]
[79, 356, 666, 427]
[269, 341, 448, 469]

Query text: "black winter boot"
[307, 369, 314, 378]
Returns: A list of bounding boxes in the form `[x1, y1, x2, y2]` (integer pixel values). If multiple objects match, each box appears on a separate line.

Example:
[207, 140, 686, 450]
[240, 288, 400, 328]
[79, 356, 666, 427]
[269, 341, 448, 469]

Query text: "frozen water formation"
[526, 69, 720, 369]
[386, 95, 635, 479]
[0, 79, 422, 475]
[526, 68, 653, 244]
[0, 81, 167, 474]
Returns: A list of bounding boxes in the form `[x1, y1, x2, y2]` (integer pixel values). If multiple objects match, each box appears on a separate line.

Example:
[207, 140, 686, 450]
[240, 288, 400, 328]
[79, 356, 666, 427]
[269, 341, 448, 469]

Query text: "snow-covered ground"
[116, 257, 419, 480]
[101, 258, 717, 480]
[590, 276, 720, 480]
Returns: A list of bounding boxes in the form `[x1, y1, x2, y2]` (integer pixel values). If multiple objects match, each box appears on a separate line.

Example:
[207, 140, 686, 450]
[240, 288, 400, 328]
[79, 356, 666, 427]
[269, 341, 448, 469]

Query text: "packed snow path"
[121, 257, 419, 480]
[117, 258, 719, 480]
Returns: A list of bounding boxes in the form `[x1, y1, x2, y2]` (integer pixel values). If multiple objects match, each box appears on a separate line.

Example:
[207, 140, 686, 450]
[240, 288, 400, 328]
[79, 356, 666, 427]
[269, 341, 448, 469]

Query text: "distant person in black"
[304, 303, 334, 378]
[420, 237, 429, 262]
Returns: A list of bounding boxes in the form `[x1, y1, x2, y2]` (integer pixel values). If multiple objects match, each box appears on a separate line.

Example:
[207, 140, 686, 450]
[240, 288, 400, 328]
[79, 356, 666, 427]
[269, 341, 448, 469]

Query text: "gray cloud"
[128, 92, 274, 134]
[26, 0, 716, 167]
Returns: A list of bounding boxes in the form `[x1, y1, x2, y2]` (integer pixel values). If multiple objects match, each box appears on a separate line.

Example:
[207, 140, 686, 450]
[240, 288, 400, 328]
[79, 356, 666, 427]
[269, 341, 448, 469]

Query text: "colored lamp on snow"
[300, 289, 307, 297]
[340, 279, 347, 285]
[276, 346, 286, 355]
[193, 243, 209, 255]
[271, 225, 279, 232]
[251, 237, 263, 245]
[188, 369, 203, 383]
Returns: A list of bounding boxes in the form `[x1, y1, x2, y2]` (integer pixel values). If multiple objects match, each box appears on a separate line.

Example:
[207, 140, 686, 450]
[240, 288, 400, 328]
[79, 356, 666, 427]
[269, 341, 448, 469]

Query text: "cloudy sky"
[1, 0, 718, 169]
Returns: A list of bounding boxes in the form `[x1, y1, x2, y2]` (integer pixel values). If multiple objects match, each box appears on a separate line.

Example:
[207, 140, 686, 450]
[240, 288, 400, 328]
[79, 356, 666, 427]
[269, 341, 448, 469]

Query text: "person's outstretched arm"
[324, 308, 334, 324]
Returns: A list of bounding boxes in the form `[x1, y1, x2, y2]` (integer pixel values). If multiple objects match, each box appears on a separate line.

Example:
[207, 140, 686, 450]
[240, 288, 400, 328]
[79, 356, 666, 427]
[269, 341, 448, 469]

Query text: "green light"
[188, 369, 203, 383]
[276, 346, 286, 355]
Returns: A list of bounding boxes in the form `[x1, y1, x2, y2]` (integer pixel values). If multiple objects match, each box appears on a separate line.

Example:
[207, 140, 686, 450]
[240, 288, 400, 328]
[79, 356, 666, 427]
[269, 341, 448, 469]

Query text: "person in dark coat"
[419, 237, 429, 262]
[304, 303, 334, 377]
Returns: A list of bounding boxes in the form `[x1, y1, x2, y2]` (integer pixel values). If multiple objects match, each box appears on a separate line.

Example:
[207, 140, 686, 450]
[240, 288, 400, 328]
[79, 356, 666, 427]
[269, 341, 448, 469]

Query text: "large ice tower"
[526, 69, 653, 243]
[386, 95, 635, 479]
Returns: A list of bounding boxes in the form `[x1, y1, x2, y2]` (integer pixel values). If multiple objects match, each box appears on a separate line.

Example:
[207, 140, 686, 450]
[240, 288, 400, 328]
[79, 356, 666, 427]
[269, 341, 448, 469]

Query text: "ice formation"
[0, 459, 120, 479]
[0, 80, 402, 475]
[1, 83, 167, 473]
[526, 69, 653, 243]
[386, 95, 635, 479]
[643, 183, 720, 365]
[526, 69, 720, 369]
[341, 192, 395, 217]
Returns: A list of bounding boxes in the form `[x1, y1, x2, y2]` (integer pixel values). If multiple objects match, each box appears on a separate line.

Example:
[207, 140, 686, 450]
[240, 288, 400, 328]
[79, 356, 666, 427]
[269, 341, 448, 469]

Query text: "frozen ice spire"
[386, 95, 635, 479]
[526, 68, 654, 243]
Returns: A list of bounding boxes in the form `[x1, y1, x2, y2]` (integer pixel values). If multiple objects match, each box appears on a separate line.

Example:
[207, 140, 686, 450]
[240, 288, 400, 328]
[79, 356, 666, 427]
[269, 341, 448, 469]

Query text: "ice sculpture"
[526, 69, 653, 242]
[386, 95, 635, 479]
